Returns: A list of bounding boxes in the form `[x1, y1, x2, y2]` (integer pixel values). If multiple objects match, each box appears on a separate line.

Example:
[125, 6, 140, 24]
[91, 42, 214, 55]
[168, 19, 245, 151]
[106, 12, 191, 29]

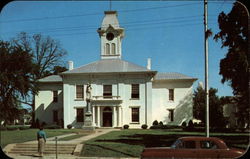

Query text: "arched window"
[106, 43, 110, 55]
[111, 43, 116, 55]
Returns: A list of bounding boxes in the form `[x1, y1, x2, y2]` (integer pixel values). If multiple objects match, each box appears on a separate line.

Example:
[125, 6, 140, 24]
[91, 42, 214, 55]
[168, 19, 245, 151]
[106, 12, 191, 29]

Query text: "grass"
[57, 134, 87, 141]
[0, 128, 82, 148]
[81, 129, 250, 157]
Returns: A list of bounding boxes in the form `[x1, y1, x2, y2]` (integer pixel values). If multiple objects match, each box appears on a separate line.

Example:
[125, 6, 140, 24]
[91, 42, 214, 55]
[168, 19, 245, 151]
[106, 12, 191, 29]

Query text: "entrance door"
[103, 107, 112, 127]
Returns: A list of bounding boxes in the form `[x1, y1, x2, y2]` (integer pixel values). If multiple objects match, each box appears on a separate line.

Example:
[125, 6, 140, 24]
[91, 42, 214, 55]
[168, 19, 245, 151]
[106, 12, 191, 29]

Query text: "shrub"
[193, 122, 198, 127]
[150, 125, 164, 129]
[188, 120, 194, 129]
[150, 125, 182, 129]
[159, 121, 163, 126]
[184, 120, 195, 131]
[7, 127, 19, 131]
[44, 124, 61, 129]
[141, 124, 148, 129]
[67, 124, 72, 129]
[181, 121, 187, 128]
[123, 124, 129, 129]
[152, 120, 159, 126]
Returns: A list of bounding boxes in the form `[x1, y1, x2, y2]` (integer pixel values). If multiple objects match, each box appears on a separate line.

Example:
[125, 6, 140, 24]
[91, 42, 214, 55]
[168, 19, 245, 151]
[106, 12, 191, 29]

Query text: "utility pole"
[204, 0, 209, 137]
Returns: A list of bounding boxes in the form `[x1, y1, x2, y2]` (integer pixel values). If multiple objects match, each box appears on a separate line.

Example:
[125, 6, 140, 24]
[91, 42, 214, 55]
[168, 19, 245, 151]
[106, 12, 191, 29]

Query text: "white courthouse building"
[35, 11, 197, 129]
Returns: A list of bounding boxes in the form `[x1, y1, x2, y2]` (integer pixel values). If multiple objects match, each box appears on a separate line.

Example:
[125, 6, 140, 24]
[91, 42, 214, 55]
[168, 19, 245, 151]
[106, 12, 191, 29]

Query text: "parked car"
[141, 136, 245, 158]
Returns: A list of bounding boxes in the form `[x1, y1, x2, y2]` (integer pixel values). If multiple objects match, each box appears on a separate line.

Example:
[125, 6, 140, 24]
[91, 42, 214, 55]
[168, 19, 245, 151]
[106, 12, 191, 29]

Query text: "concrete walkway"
[6, 129, 135, 159]
[6, 155, 139, 159]
[5, 155, 139, 159]
[24, 129, 117, 144]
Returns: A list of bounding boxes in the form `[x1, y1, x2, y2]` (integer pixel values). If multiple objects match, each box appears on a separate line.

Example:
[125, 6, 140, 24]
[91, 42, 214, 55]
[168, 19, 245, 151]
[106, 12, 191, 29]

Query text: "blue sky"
[0, 1, 235, 97]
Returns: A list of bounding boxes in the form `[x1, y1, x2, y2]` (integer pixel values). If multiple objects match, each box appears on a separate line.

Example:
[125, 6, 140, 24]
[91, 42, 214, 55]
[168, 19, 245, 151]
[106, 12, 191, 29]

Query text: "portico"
[91, 95, 123, 128]
[92, 106, 122, 128]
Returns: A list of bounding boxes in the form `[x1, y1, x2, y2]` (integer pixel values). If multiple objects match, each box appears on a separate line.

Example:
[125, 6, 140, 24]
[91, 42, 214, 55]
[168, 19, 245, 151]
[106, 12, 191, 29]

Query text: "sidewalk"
[6, 155, 139, 159]
[6, 129, 127, 159]
[23, 129, 117, 144]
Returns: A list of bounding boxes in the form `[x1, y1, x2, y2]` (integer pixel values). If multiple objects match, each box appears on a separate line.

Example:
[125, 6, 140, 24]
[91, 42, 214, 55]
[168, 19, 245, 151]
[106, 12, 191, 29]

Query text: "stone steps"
[6, 143, 77, 155]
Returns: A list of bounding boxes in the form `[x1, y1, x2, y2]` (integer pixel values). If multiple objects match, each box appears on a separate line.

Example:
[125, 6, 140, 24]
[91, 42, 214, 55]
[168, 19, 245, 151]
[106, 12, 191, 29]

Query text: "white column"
[118, 106, 122, 127]
[97, 106, 100, 127]
[113, 107, 117, 127]
[92, 106, 96, 126]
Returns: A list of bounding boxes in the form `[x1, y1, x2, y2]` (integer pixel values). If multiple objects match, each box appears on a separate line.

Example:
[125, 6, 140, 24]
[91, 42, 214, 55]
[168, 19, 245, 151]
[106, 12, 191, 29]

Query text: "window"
[131, 84, 139, 99]
[53, 110, 58, 123]
[200, 141, 218, 149]
[76, 85, 84, 99]
[103, 85, 112, 98]
[111, 43, 115, 55]
[53, 91, 58, 102]
[168, 109, 174, 122]
[106, 43, 110, 55]
[169, 89, 174, 101]
[183, 141, 196, 148]
[131, 108, 139, 122]
[76, 108, 84, 122]
[171, 139, 183, 149]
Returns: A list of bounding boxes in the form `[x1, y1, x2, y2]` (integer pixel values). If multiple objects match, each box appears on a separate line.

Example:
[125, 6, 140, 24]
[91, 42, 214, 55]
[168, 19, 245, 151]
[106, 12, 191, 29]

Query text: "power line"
[2, 18, 218, 36]
[2, 14, 209, 35]
[32, 21, 217, 38]
[0, 2, 201, 23]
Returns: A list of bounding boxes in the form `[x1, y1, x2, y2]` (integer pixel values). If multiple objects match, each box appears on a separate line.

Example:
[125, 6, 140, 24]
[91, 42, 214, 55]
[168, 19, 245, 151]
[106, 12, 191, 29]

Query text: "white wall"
[152, 80, 194, 125]
[35, 83, 63, 125]
[62, 74, 152, 129]
[35, 75, 195, 129]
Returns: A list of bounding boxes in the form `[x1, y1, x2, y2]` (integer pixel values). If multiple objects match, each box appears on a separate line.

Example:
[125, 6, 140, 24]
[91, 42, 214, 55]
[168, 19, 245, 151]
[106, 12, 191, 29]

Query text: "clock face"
[106, 32, 114, 41]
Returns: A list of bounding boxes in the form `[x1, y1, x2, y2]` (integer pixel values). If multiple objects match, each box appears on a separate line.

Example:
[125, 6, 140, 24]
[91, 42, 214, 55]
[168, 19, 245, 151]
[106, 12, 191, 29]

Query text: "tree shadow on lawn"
[95, 134, 193, 147]
[217, 136, 249, 148]
[94, 133, 249, 148]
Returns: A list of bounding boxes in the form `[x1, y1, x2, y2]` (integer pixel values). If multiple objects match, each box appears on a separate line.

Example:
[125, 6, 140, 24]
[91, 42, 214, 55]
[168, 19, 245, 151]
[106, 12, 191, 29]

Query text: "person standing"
[37, 126, 46, 157]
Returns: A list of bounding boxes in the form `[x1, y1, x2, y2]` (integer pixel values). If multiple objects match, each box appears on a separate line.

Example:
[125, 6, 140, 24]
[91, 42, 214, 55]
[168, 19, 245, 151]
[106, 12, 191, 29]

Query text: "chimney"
[68, 61, 73, 70]
[198, 81, 204, 89]
[147, 58, 151, 70]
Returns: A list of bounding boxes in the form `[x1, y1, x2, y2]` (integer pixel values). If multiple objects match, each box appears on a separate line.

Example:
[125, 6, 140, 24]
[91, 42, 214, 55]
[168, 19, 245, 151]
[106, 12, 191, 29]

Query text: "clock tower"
[97, 11, 124, 59]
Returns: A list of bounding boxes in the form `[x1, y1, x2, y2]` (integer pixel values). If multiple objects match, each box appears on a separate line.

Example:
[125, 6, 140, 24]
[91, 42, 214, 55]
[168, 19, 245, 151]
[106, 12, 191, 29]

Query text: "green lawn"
[0, 128, 82, 148]
[81, 129, 250, 157]
[57, 134, 87, 141]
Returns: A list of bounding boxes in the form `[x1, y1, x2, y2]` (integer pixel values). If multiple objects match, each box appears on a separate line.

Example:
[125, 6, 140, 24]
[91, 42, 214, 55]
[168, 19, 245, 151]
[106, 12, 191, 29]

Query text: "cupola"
[97, 11, 124, 59]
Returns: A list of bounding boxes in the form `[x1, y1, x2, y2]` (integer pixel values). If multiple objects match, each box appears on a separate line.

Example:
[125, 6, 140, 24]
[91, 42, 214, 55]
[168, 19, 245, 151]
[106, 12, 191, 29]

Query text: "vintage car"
[141, 136, 245, 159]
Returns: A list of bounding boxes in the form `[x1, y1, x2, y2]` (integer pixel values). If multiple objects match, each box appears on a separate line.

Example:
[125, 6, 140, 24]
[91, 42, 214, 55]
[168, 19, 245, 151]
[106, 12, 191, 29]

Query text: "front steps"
[4, 143, 81, 156]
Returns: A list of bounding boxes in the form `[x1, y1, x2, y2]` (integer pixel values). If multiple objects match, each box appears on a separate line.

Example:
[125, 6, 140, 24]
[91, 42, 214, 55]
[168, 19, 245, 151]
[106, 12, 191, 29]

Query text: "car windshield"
[171, 139, 182, 149]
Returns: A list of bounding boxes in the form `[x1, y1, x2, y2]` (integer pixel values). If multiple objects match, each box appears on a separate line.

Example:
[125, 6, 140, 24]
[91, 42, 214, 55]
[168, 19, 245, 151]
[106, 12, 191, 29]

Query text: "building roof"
[62, 59, 155, 74]
[154, 72, 197, 81]
[38, 75, 62, 82]
[38, 71, 196, 83]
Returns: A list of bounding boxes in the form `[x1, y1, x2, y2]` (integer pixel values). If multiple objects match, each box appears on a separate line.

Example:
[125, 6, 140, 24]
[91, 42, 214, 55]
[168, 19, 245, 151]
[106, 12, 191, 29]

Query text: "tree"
[193, 86, 226, 128]
[11, 32, 67, 127]
[214, 0, 249, 127]
[43, 65, 68, 77]
[0, 40, 36, 124]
